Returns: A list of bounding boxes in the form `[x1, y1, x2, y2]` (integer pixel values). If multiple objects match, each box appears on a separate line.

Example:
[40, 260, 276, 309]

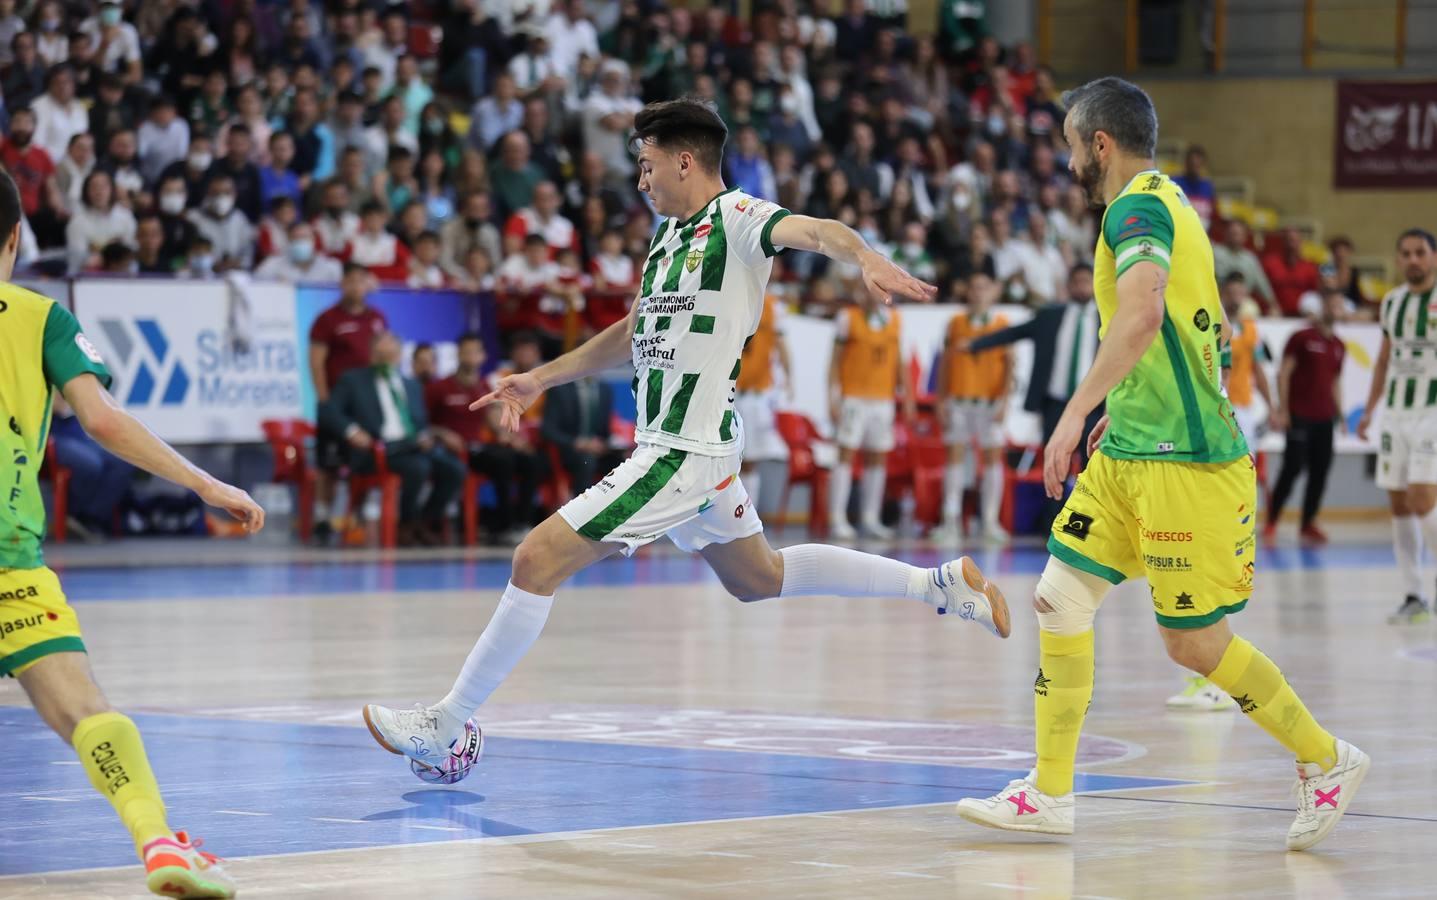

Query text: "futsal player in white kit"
[362, 100, 1012, 765]
[1358, 228, 1437, 624]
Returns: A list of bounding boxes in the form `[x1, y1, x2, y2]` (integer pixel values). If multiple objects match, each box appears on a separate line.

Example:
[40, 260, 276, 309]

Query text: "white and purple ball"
[410, 719, 483, 784]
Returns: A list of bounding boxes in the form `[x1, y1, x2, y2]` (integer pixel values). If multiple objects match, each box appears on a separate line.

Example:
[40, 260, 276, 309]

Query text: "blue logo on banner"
[97, 318, 190, 406]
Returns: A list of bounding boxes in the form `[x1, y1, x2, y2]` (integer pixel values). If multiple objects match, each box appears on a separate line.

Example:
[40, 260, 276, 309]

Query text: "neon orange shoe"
[143, 831, 237, 899]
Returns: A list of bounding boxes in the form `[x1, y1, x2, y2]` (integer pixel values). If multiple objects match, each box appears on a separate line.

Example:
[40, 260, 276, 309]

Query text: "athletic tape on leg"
[1035, 557, 1111, 635]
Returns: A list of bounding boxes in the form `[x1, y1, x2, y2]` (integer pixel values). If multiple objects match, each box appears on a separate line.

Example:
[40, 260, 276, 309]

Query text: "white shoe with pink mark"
[1287, 739, 1370, 851]
[955, 773, 1075, 835]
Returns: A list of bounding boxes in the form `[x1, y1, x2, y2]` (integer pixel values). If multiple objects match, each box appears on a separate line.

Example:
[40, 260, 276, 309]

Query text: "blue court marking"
[51, 543, 1395, 603]
[0, 709, 1193, 876]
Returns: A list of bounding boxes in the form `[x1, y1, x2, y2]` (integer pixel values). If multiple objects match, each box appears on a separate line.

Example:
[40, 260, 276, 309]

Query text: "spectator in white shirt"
[989, 209, 1026, 284]
[257, 220, 344, 282]
[33, 1, 67, 67]
[364, 95, 418, 167]
[406, 231, 448, 288]
[507, 26, 565, 97]
[55, 131, 95, 215]
[312, 179, 361, 256]
[467, 71, 524, 153]
[137, 95, 190, 186]
[581, 61, 640, 185]
[590, 230, 634, 292]
[361, 9, 408, 93]
[499, 232, 559, 293]
[187, 174, 256, 272]
[81, 1, 142, 84]
[31, 64, 88, 163]
[1016, 213, 1068, 303]
[502, 180, 578, 257]
[545, 0, 599, 80]
[66, 170, 135, 273]
[344, 200, 410, 281]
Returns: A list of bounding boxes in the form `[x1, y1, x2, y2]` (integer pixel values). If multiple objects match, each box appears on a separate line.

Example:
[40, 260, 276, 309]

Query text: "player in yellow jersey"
[934, 272, 1012, 542]
[956, 78, 1367, 849]
[0, 171, 264, 897]
[829, 291, 913, 539]
[735, 293, 792, 514]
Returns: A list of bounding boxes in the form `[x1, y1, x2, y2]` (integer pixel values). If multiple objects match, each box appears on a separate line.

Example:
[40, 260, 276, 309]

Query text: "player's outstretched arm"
[767, 214, 937, 304]
[60, 373, 265, 532]
[472, 294, 639, 432]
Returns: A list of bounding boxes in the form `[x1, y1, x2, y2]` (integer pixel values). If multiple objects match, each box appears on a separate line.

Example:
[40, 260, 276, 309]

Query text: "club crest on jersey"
[695, 223, 712, 239]
[685, 248, 703, 272]
[734, 199, 750, 213]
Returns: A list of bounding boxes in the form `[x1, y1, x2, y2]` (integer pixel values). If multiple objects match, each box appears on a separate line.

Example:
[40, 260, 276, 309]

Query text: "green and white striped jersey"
[1380, 283, 1437, 413]
[631, 187, 790, 456]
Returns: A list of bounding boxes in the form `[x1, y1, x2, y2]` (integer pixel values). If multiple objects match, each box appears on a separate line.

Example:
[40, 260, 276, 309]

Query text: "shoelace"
[170, 832, 225, 865]
[397, 703, 439, 733]
[1289, 776, 1316, 817]
[1185, 675, 1208, 693]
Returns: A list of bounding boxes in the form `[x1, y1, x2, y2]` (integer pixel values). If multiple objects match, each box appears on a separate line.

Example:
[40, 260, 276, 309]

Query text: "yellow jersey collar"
[1117, 168, 1162, 197]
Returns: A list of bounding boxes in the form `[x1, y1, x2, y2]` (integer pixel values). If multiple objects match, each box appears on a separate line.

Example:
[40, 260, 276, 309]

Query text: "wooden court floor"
[0, 528, 1433, 899]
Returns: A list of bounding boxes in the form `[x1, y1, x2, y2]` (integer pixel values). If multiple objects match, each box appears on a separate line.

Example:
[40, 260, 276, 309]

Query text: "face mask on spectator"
[189, 151, 212, 171]
[191, 254, 214, 274]
[159, 191, 186, 215]
[904, 241, 923, 256]
[100, 6, 121, 26]
[779, 95, 799, 116]
[289, 238, 315, 264]
[209, 194, 235, 216]
[41, 17, 59, 31]
[424, 118, 445, 135]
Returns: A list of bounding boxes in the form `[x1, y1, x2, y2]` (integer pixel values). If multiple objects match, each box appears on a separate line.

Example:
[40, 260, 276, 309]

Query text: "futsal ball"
[410, 719, 483, 784]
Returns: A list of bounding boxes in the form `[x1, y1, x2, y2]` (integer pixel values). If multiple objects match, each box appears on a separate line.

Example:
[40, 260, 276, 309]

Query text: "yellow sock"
[1206, 636, 1337, 771]
[72, 712, 173, 858]
[1034, 629, 1094, 797]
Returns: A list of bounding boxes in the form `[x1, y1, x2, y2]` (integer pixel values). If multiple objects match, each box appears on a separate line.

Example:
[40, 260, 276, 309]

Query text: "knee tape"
[1035, 558, 1110, 635]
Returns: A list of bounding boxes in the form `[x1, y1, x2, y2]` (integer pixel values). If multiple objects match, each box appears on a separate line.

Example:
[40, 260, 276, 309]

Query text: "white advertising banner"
[72, 278, 303, 443]
[781, 306, 1383, 455]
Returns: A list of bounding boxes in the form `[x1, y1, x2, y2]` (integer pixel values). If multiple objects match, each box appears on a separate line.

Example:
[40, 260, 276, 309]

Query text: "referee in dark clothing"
[1267, 289, 1347, 544]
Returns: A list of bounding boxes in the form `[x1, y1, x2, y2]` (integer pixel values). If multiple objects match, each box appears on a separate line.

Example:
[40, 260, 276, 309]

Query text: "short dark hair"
[0, 169, 22, 248]
[1223, 271, 1247, 286]
[342, 260, 369, 277]
[1398, 228, 1436, 251]
[631, 98, 728, 173]
[1061, 77, 1158, 158]
[359, 200, 386, 217]
[101, 240, 134, 267]
[1068, 262, 1095, 278]
[509, 329, 541, 348]
[457, 332, 483, 346]
[412, 341, 433, 355]
[269, 195, 295, 213]
[416, 229, 439, 244]
[523, 233, 548, 248]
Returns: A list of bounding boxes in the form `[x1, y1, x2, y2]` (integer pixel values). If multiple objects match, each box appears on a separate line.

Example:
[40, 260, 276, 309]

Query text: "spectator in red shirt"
[502, 180, 579, 259]
[0, 107, 60, 220]
[1267, 289, 1348, 544]
[310, 262, 387, 406]
[426, 333, 545, 542]
[1262, 227, 1321, 317]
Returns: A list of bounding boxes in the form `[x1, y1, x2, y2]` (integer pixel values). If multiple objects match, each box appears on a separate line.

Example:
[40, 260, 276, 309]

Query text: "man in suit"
[965, 264, 1102, 531]
[321, 329, 466, 546]
[542, 375, 623, 491]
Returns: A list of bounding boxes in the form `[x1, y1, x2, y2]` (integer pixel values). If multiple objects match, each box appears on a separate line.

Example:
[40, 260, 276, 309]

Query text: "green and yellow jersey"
[1094, 170, 1247, 463]
[0, 284, 111, 570]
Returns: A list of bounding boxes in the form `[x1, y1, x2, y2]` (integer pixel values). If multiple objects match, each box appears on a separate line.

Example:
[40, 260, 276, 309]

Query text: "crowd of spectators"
[0, 0, 1371, 323]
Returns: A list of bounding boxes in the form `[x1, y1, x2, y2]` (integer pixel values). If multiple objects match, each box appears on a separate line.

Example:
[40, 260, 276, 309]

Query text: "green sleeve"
[1103, 193, 1174, 278]
[42, 303, 111, 391]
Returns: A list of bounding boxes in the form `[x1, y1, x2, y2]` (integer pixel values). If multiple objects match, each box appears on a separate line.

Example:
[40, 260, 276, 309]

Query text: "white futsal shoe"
[956, 774, 1075, 835]
[1287, 739, 1370, 851]
[928, 520, 963, 542]
[981, 520, 1010, 544]
[861, 519, 895, 540]
[363, 702, 459, 765]
[932, 556, 1011, 638]
[830, 518, 858, 540]
[1166, 676, 1237, 711]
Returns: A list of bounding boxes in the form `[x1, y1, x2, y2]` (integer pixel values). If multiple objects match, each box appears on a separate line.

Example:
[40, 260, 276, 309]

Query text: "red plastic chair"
[462, 471, 485, 546]
[775, 412, 830, 535]
[906, 417, 950, 529]
[347, 442, 401, 548]
[261, 419, 318, 541]
[408, 23, 443, 59]
[42, 436, 70, 542]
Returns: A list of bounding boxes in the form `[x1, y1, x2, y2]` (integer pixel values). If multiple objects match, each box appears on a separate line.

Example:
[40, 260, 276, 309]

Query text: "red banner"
[1335, 80, 1437, 189]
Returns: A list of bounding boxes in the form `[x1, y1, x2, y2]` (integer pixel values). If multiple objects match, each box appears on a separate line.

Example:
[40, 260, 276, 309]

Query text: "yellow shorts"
[0, 566, 85, 677]
[1048, 452, 1257, 629]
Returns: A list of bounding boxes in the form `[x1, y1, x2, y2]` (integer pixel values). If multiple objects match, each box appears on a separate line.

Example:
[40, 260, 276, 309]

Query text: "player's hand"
[472, 372, 544, 433]
[347, 429, 374, 449]
[1085, 414, 1110, 457]
[858, 249, 937, 305]
[1043, 409, 1086, 500]
[1355, 410, 1372, 441]
[1270, 408, 1289, 432]
[199, 481, 265, 533]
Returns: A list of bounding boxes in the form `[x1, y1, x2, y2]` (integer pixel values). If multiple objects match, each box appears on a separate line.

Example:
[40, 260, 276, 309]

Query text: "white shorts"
[943, 398, 1005, 449]
[558, 443, 763, 556]
[836, 397, 896, 452]
[1376, 414, 1437, 491]
[737, 389, 788, 462]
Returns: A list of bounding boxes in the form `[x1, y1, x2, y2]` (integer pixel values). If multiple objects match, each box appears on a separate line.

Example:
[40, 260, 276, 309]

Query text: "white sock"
[831, 462, 853, 527]
[779, 544, 934, 605]
[942, 462, 963, 525]
[434, 581, 554, 740]
[1399, 513, 1429, 600]
[860, 465, 886, 527]
[981, 464, 1005, 529]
